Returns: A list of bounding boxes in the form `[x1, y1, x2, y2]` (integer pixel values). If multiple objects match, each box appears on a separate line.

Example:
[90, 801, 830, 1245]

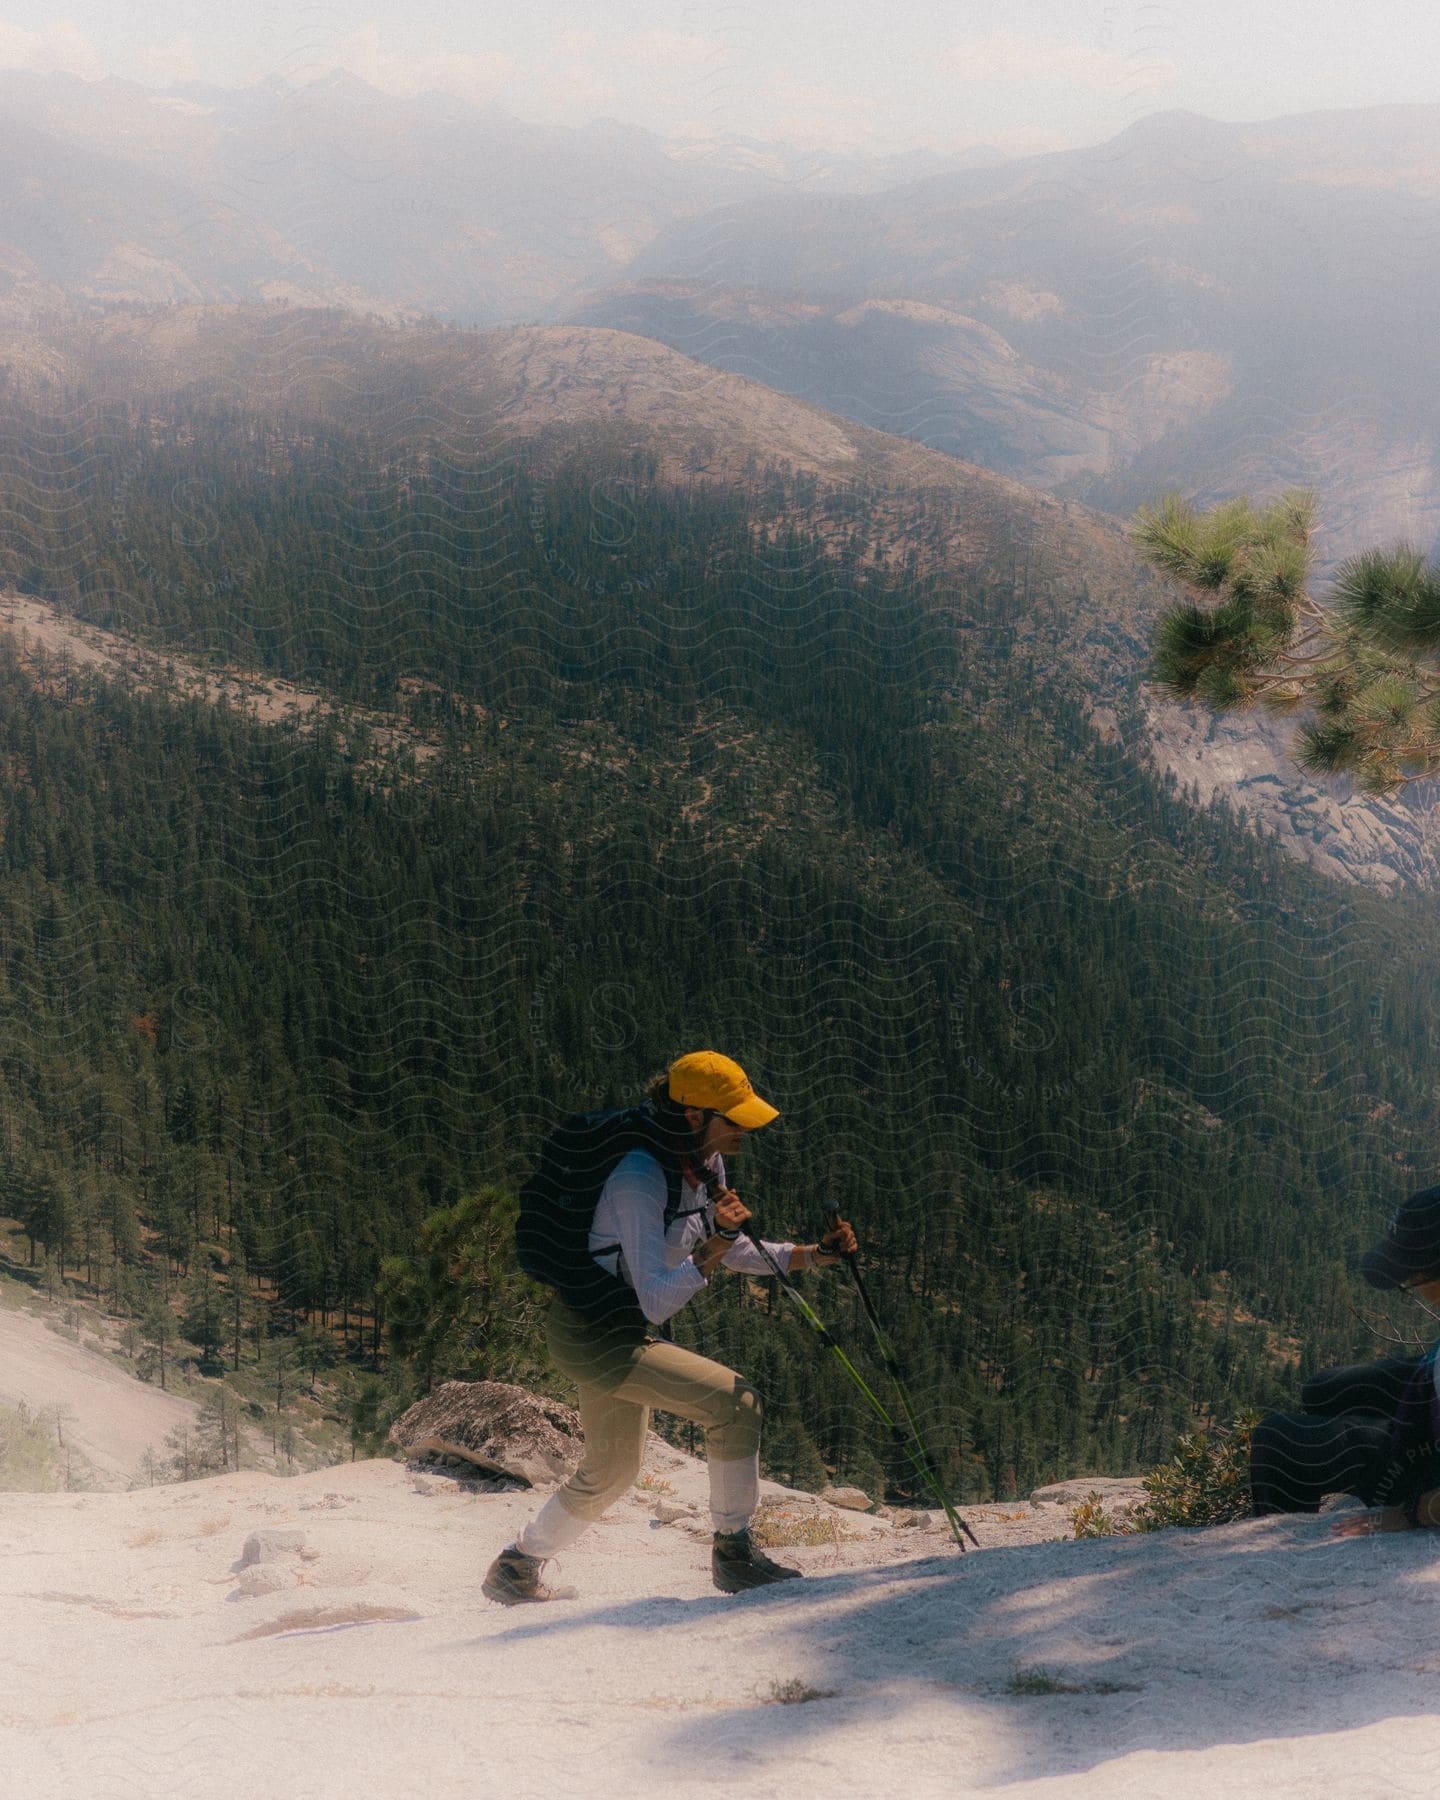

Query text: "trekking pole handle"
[823, 1205, 859, 1261]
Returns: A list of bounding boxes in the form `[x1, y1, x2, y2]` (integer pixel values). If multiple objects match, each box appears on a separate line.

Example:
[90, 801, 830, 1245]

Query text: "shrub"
[1006, 1667, 1081, 1695]
[762, 1678, 836, 1705]
[0, 1400, 64, 1491]
[749, 1499, 854, 1548]
[1069, 1492, 1127, 1538]
[1131, 1411, 1259, 1530]
[1005, 1667, 1140, 1697]
[633, 1473, 675, 1495]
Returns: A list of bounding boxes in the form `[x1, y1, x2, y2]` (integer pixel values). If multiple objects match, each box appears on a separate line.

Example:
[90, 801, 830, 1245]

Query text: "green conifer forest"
[0, 368, 1432, 1498]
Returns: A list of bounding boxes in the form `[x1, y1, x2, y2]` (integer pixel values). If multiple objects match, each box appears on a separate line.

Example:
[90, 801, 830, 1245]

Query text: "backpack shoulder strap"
[623, 1102, 690, 1227]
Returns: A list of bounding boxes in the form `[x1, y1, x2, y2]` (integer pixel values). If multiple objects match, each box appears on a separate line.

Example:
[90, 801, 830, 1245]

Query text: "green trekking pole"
[685, 1159, 973, 1549]
[736, 1221, 974, 1547]
[823, 1205, 978, 1549]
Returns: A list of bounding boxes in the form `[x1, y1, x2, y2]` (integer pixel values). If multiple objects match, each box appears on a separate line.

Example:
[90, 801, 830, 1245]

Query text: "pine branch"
[1137, 488, 1440, 795]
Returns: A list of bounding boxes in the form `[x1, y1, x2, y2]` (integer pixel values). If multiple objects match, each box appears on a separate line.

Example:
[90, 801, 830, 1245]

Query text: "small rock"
[819, 1486, 872, 1512]
[653, 1499, 700, 1524]
[271, 1552, 372, 1591]
[234, 1564, 292, 1598]
[237, 1530, 309, 1568]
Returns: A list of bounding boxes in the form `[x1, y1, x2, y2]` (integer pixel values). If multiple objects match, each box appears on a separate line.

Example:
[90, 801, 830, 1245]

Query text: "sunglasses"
[700, 1108, 747, 1130]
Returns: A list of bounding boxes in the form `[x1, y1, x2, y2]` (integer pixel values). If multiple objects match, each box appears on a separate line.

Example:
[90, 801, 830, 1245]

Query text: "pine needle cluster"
[1134, 489, 1440, 796]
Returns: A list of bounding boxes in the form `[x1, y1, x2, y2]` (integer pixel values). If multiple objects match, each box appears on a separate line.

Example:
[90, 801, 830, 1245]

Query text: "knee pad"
[715, 1381, 761, 1455]
[733, 1382, 762, 1426]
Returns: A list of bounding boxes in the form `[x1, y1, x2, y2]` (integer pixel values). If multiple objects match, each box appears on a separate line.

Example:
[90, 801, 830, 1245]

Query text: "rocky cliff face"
[1139, 698, 1440, 894]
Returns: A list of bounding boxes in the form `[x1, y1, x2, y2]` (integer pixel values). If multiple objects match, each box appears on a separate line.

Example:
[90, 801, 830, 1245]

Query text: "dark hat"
[1360, 1185, 1440, 1289]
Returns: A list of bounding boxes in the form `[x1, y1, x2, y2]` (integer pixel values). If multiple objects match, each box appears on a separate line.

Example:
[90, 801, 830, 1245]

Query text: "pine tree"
[181, 1264, 224, 1371]
[164, 1421, 195, 1482]
[296, 1321, 336, 1396]
[227, 1239, 262, 1370]
[141, 1294, 176, 1391]
[195, 1388, 237, 1473]
[377, 1188, 546, 1392]
[761, 1416, 827, 1493]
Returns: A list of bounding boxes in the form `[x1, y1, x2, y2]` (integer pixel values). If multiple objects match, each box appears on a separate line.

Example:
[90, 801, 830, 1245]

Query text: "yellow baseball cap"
[667, 1051, 779, 1129]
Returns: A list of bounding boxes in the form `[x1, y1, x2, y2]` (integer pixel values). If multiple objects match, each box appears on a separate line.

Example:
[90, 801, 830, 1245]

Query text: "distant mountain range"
[570, 107, 1440, 569]
[5, 77, 1440, 567]
[0, 69, 997, 327]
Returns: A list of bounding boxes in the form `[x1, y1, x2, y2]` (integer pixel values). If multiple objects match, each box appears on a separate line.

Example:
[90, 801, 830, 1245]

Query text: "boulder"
[238, 1529, 311, 1567]
[389, 1381, 584, 1487]
[819, 1485, 872, 1512]
[1028, 1476, 1148, 1515]
[231, 1530, 313, 1599]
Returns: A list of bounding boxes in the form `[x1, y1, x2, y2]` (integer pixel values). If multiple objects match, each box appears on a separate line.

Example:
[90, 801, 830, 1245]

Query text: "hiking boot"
[711, 1528, 803, 1594]
[482, 1545, 577, 1606]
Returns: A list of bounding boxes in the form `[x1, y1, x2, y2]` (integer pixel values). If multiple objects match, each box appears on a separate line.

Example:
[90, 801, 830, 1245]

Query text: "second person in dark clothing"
[1250, 1186, 1440, 1527]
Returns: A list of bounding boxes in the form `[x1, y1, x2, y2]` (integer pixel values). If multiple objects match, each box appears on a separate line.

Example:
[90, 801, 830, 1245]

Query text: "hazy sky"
[3, 2, 1440, 155]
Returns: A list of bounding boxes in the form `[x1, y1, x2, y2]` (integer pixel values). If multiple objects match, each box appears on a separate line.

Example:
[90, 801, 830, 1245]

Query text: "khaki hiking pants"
[545, 1300, 762, 1532]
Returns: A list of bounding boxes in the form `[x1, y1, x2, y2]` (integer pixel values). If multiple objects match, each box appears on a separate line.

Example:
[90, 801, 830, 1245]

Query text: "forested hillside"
[1, 307, 1425, 895]
[0, 363, 1434, 1500]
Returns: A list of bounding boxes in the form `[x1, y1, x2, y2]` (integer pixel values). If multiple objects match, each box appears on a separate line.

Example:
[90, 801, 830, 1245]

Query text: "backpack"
[1371, 1342, 1440, 1513]
[515, 1104, 692, 1333]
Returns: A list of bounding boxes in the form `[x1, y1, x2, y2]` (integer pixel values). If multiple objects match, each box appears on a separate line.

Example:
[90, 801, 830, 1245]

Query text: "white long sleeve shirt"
[588, 1148, 796, 1326]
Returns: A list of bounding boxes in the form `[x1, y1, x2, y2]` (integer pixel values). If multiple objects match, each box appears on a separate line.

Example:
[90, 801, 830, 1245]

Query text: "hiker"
[1248, 1185, 1440, 1532]
[484, 1051, 858, 1603]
